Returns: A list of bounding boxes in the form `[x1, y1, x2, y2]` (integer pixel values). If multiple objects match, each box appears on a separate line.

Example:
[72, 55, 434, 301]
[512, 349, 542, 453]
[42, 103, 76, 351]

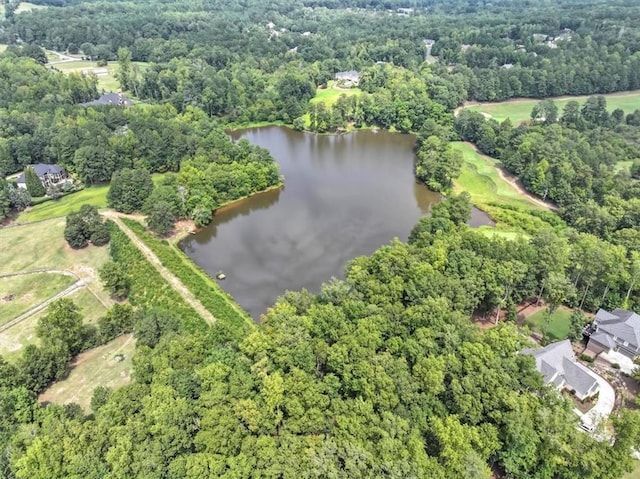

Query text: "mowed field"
[16, 173, 168, 223]
[311, 80, 362, 106]
[0, 2, 46, 16]
[451, 142, 548, 211]
[0, 272, 76, 324]
[39, 333, 135, 411]
[0, 287, 108, 359]
[463, 90, 640, 123]
[49, 60, 149, 93]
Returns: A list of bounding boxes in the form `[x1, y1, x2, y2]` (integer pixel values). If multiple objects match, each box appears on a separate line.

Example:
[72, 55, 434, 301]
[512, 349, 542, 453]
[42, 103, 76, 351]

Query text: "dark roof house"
[587, 308, 640, 359]
[16, 164, 67, 189]
[80, 93, 133, 107]
[521, 340, 600, 401]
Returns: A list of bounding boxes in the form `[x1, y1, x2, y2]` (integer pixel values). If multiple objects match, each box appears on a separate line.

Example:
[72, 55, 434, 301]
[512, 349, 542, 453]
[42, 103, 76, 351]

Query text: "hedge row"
[107, 220, 206, 334]
[121, 218, 254, 341]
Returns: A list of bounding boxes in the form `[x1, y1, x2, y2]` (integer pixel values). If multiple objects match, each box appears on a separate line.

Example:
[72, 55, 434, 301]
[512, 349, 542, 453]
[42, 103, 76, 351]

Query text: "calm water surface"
[181, 127, 491, 319]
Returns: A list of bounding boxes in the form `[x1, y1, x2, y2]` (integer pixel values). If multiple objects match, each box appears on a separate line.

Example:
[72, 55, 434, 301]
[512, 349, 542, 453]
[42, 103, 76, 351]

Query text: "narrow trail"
[103, 213, 217, 325]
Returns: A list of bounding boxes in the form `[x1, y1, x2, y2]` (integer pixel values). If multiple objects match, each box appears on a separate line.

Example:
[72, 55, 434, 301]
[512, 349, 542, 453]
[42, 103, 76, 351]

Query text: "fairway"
[451, 142, 548, 210]
[464, 90, 640, 123]
[0, 272, 76, 324]
[39, 334, 135, 411]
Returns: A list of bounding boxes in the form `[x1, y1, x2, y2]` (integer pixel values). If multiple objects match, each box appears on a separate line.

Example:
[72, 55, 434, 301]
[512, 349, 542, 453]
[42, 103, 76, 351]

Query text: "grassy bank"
[464, 90, 640, 124]
[16, 173, 168, 223]
[451, 142, 563, 235]
[121, 218, 254, 339]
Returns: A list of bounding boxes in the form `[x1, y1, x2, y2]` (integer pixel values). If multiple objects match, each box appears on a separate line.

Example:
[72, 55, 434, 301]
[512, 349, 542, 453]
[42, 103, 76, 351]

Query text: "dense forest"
[2, 0, 640, 477]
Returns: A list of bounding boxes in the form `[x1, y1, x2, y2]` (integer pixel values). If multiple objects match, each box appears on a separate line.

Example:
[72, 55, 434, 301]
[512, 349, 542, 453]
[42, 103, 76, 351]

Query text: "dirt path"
[104, 213, 216, 325]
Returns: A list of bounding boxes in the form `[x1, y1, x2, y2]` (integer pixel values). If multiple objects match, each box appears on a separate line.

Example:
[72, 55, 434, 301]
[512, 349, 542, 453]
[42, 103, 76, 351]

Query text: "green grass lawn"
[0, 273, 76, 324]
[0, 218, 110, 275]
[16, 173, 169, 223]
[39, 333, 135, 411]
[311, 80, 362, 106]
[525, 306, 573, 340]
[0, 287, 109, 360]
[16, 185, 110, 223]
[451, 142, 546, 210]
[49, 60, 149, 93]
[465, 90, 640, 124]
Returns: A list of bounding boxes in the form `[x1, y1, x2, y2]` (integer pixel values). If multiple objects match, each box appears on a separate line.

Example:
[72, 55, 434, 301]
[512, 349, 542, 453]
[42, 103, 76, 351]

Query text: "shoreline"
[170, 182, 284, 245]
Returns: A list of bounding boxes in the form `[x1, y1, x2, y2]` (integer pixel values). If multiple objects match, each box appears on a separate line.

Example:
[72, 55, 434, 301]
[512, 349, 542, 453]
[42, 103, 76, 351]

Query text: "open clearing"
[451, 142, 549, 210]
[0, 272, 75, 324]
[39, 333, 135, 411]
[0, 218, 110, 274]
[16, 185, 110, 223]
[16, 173, 167, 223]
[463, 90, 640, 124]
[0, 287, 108, 360]
[311, 80, 362, 106]
[624, 462, 640, 479]
[524, 306, 574, 341]
[50, 60, 149, 93]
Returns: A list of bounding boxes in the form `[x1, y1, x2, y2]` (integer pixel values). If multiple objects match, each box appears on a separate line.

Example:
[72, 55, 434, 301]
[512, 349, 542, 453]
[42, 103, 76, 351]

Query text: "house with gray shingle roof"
[16, 164, 67, 189]
[334, 70, 360, 87]
[521, 340, 600, 401]
[586, 309, 640, 359]
[80, 93, 132, 107]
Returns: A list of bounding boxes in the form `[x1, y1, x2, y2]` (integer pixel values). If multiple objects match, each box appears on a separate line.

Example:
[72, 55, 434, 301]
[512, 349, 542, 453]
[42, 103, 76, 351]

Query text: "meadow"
[39, 334, 135, 411]
[464, 90, 640, 124]
[0, 272, 75, 324]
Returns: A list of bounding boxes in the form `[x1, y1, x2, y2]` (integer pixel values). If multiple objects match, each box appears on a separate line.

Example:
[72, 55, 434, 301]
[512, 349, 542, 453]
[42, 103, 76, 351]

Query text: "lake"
[180, 126, 492, 320]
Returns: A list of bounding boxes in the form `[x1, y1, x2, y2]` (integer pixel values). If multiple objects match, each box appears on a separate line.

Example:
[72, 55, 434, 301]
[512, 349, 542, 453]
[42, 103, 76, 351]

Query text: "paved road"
[103, 213, 217, 325]
[574, 368, 615, 441]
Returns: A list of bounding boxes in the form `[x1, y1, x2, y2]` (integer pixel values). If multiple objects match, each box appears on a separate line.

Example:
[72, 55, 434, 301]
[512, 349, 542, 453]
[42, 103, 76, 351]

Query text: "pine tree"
[24, 167, 46, 197]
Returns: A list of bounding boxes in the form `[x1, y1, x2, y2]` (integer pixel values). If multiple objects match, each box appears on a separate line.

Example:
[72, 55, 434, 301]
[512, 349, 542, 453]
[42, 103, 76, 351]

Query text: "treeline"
[456, 96, 640, 241]
[8, 0, 640, 105]
[3, 202, 640, 478]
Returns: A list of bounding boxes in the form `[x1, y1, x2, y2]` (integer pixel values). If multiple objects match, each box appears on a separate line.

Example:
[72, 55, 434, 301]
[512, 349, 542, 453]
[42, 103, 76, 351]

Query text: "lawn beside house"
[525, 306, 573, 341]
[15, 172, 168, 223]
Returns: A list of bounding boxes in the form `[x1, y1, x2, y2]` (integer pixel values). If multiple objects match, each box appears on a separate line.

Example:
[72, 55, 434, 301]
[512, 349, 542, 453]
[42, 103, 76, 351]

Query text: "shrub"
[579, 353, 595, 363]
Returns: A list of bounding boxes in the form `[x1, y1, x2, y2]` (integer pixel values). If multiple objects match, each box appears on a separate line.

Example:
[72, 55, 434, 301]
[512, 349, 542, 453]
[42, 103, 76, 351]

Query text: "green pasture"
[465, 90, 640, 124]
[0, 287, 109, 360]
[0, 273, 75, 324]
[50, 60, 149, 93]
[524, 306, 573, 341]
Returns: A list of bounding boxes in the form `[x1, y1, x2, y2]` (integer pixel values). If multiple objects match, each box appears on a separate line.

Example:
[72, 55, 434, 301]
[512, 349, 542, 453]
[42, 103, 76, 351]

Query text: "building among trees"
[16, 164, 67, 190]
